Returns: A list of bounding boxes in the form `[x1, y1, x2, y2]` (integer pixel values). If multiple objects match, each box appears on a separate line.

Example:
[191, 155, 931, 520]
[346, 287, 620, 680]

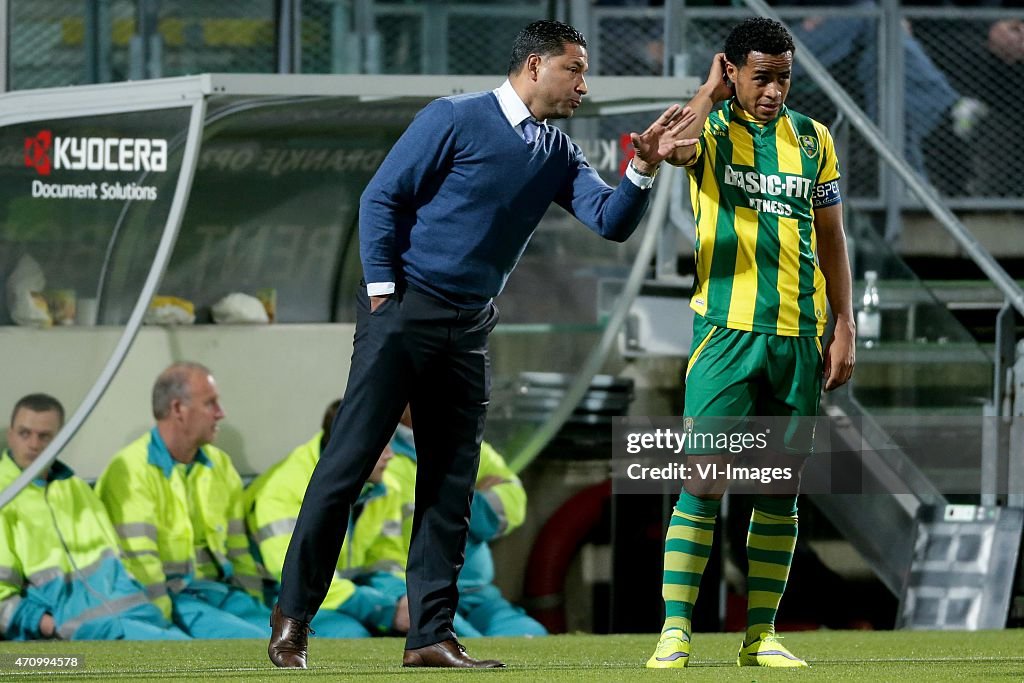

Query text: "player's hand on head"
[705, 52, 734, 103]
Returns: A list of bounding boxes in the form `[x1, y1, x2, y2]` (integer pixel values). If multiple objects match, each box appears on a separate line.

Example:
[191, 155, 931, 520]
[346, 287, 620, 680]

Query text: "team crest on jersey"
[798, 135, 819, 159]
[683, 417, 694, 434]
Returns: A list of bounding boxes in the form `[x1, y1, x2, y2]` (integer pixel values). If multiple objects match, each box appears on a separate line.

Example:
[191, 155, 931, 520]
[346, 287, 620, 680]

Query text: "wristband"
[630, 159, 658, 178]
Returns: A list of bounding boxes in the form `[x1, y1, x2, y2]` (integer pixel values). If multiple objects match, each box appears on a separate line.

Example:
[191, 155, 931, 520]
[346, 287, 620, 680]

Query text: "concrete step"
[898, 212, 1024, 259]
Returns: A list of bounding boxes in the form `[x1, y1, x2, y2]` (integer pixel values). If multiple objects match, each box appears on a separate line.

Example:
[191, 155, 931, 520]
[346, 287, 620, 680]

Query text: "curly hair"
[724, 17, 795, 68]
[507, 20, 588, 76]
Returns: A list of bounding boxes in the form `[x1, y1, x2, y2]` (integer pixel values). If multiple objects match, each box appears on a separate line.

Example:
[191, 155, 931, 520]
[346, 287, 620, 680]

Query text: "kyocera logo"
[24, 131, 52, 175]
[24, 130, 168, 176]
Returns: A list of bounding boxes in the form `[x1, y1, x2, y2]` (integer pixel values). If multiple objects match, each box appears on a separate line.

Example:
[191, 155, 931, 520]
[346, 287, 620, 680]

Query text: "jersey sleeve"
[812, 121, 842, 208]
[683, 118, 713, 169]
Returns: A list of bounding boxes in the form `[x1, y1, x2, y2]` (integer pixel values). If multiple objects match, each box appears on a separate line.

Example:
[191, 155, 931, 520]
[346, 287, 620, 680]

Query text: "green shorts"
[683, 315, 823, 454]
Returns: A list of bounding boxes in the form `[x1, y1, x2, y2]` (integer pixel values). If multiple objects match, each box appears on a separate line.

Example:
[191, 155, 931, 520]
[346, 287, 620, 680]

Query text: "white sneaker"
[952, 97, 988, 140]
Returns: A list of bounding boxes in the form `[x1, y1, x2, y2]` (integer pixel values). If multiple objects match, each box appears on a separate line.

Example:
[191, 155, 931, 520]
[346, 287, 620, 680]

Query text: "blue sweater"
[359, 91, 651, 307]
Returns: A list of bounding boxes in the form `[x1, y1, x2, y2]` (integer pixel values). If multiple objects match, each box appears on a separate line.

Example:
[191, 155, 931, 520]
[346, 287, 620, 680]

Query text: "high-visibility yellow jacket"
[0, 450, 172, 640]
[95, 429, 262, 620]
[388, 428, 526, 588]
[243, 433, 407, 633]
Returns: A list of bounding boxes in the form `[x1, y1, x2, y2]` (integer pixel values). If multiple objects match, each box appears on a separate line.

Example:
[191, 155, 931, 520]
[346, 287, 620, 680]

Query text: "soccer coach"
[269, 19, 697, 669]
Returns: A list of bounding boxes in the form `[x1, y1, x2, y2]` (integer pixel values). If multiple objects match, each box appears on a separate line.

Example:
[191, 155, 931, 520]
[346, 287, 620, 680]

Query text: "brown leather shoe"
[268, 604, 310, 669]
[403, 639, 505, 668]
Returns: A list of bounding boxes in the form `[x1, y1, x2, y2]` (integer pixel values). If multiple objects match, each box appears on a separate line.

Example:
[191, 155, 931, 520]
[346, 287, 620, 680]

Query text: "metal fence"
[904, 8, 1023, 202]
[576, 3, 1024, 207]
[10, 0, 276, 88]
[8, 0, 94, 89]
[299, 0, 549, 75]
[7, 1, 1023, 205]
[590, 5, 666, 76]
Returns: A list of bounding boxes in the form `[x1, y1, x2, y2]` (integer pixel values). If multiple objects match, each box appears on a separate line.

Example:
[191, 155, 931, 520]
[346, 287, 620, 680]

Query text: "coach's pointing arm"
[556, 104, 697, 242]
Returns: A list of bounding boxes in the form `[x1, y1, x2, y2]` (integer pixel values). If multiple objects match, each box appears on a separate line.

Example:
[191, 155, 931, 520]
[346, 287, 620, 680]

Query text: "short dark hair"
[724, 17, 795, 69]
[152, 362, 211, 420]
[11, 393, 65, 426]
[320, 399, 342, 449]
[507, 20, 587, 77]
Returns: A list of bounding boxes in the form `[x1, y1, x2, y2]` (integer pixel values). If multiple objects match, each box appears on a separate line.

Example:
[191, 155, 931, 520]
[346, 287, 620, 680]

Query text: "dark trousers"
[277, 283, 498, 649]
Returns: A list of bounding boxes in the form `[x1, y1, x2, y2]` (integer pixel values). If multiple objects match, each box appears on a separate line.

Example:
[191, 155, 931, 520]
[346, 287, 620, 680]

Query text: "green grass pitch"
[1, 630, 1021, 681]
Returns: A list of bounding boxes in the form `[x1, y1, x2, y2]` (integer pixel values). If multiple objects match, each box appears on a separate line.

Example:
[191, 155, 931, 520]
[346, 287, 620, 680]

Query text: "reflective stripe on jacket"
[0, 451, 167, 640]
[243, 432, 406, 631]
[387, 433, 526, 588]
[96, 430, 262, 620]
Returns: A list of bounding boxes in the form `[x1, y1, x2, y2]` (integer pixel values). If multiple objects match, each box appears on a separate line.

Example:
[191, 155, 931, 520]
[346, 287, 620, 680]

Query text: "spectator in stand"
[780, 0, 972, 183]
[907, 0, 1024, 195]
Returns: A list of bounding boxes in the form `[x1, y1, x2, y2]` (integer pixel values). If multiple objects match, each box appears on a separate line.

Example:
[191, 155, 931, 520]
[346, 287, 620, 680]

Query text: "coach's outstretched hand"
[629, 104, 699, 175]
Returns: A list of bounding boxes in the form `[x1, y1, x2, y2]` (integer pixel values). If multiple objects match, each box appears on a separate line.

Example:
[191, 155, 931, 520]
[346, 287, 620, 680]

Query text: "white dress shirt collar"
[494, 80, 545, 129]
[491, 79, 651, 189]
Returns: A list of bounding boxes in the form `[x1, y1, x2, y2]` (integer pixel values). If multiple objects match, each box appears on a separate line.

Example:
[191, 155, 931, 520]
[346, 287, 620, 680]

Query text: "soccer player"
[645, 17, 855, 669]
[268, 19, 698, 670]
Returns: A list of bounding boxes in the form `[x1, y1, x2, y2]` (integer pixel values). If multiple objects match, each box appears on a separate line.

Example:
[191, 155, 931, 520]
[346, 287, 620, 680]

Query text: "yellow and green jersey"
[685, 101, 842, 337]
